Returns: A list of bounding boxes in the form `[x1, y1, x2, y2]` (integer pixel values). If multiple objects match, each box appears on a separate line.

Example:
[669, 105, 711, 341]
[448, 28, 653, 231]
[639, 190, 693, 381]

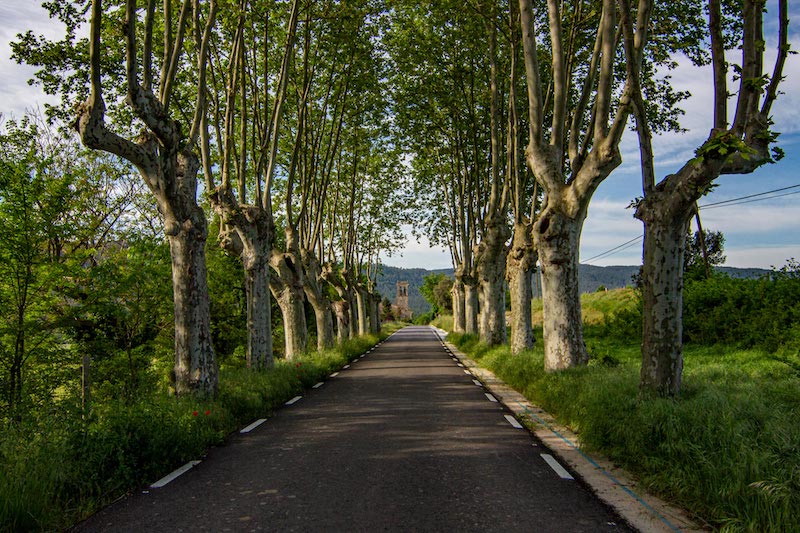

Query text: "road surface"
[75, 326, 631, 532]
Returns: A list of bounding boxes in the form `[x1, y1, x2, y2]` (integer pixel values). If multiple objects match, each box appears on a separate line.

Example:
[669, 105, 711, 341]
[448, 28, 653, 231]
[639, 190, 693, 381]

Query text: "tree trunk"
[463, 275, 479, 335]
[451, 277, 465, 333]
[270, 250, 308, 358]
[355, 285, 369, 336]
[332, 299, 350, 342]
[242, 243, 273, 369]
[507, 222, 537, 354]
[168, 223, 218, 397]
[533, 207, 588, 370]
[212, 194, 275, 370]
[370, 291, 382, 334]
[342, 270, 359, 338]
[476, 221, 510, 346]
[301, 249, 335, 351]
[636, 198, 693, 397]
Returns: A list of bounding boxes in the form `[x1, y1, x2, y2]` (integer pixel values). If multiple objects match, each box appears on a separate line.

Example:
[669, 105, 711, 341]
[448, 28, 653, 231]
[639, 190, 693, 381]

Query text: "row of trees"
[8, 0, 407, 405]
[7, 0, 791, 403]
[396, 0, 789, 396]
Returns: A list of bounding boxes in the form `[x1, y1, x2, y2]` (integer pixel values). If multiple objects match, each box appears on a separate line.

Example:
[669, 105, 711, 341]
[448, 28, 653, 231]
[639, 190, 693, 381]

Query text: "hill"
[376, 264, 771, 316]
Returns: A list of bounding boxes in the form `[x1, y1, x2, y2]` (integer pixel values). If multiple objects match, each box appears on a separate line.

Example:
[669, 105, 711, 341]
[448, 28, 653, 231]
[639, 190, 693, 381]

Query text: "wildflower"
[192, 411, 198, 417]
[205, 410, 211, 416]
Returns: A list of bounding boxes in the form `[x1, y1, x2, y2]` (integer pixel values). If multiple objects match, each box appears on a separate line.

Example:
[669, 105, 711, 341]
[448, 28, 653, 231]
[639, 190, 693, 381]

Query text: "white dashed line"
[313, 382, 324, 389]
[285, 396, 302, 406]
[343, 364, 351, 369]
[330, 372, 339, 377]
[472, 379, 482, 386]
[457, 363, 464, 368]
[150, 461, 201, 488]
[541, 454, 575, 479]
[463, 369, 472, 375]
[504, 414, 523, 429]
[240, 419, 267, 434]
[485, 393, 498, 403]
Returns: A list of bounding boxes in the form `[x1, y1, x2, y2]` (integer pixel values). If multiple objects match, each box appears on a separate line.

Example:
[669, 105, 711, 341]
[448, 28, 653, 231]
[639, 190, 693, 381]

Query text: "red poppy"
[205, 410, 211, 416]
[192, 411, 198, 417]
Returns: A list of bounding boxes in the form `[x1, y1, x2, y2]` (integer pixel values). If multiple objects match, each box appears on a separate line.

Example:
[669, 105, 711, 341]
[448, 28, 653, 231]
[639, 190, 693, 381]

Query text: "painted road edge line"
[150, 460, 201, 488]
[285, 396, 302, 405]
[485, 393, 498, 402]
[313, 382, 324, 389]
[463, 369, 472, 375]
[541, 453, 575, 480]
[240, 418, 267, 434]
[330, 372, 339, 377]
[472, 379, 482, 386]
[343, 364, 351, 369]
[504, 414, 523, 429]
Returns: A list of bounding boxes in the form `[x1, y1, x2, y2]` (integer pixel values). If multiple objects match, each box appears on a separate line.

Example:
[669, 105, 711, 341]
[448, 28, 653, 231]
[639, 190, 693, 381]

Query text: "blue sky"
[3, 1, 797, 271]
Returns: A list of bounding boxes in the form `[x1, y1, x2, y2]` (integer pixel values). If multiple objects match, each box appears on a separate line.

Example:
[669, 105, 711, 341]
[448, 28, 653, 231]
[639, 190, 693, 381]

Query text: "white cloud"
[725, 246, 799, 269]
[0, 3, 68, 119]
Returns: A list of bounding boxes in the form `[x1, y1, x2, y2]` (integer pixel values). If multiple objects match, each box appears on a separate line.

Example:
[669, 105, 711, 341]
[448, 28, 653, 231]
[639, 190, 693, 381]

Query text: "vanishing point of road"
[75, 326, 632, 532]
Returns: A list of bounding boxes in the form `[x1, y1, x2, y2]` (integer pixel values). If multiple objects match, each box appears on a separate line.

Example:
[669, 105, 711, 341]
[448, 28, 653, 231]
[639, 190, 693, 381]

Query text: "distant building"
[393, 281, 413, 321]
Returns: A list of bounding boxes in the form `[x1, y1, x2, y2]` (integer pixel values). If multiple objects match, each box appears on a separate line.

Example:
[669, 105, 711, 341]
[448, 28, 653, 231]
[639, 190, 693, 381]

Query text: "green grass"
[442, 291, 800, 532]
[0, 328, 398, 532]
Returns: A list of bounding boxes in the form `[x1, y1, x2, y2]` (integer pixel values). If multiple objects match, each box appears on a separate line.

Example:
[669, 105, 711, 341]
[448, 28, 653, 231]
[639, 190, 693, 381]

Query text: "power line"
[699, 189, 800, 210]
[698, 183, 800, 208]
[583, 183, 800, 264]
[583, 235, 642, 263]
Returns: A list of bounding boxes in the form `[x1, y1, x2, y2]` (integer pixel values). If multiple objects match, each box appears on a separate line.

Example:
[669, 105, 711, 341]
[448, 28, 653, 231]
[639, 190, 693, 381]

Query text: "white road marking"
[240, 418, 267, 434]
[330, 372, 339, 377]
[463, 369, 472, 375]
[343, 364, 350, 369]
[312, 382, 324, 389]
[472, 379, 482, 386]
[485, 393, 498, 403]
[285, 396, 302, 405]
[541, 454, 575, 480]
[504, 415, 523, 429]
[457, 363, 464, 368]
[150, 461, 201, 488]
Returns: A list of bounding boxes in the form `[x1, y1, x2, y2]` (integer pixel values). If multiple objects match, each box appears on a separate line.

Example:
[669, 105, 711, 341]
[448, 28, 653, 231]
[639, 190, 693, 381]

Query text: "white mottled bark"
[506, 222, 537, 354]
[451, 278, 466, 333]
[638, 207, 688, 397]
[476, 221, 510, 346]
[534, 207, 588, 370]
[169, 218, 218, 396]
[270, 249, 307, 359]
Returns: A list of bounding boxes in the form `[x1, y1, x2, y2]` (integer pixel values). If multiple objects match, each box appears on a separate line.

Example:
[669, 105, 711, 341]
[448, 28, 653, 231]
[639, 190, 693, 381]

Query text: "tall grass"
[445, 315, 800, 531]
[0, 330, 393, 531]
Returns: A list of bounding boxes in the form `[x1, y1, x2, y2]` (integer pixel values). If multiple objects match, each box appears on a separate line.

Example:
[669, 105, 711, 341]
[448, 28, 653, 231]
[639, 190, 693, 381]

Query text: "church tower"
[394, 281, 412, 320]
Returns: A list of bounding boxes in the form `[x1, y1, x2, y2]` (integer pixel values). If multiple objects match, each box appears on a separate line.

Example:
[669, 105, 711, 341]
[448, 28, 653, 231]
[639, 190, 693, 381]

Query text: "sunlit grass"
[0, 328, 397, 531]
[445, 322, 800, 532]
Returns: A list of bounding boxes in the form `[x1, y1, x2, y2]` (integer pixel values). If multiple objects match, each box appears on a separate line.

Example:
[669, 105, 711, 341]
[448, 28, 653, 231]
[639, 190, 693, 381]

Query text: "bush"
[683, 269, 800, 352]
[413, 311, 436, 325]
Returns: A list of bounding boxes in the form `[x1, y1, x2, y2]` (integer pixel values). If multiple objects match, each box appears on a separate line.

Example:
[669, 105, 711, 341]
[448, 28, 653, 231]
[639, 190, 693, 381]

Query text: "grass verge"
[439, 323, 799, 532]
[0, 327, 398, 531]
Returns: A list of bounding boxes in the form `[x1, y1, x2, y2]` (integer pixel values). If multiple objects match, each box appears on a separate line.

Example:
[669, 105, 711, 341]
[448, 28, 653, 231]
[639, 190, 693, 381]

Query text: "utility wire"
[583, 235, 643, 263]
[583, 183, 800, 264]
[699, 189, 800, 210]
[698, 183, 800, 208]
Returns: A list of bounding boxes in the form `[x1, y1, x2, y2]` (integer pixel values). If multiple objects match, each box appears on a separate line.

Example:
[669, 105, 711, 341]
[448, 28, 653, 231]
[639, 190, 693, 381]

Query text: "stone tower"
[394, 281, 412, 320]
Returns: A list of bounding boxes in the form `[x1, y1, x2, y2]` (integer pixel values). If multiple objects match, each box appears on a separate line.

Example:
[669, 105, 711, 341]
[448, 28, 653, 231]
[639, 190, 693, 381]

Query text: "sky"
[2, 1, 798, 272]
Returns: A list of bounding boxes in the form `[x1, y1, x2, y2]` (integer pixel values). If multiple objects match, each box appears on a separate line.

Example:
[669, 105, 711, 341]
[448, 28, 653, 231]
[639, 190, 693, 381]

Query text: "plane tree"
[67, 0, 220, 396]
[387, 0, 495, 337]
[201, 0, 301, 367]
[630, 0, 790, 396]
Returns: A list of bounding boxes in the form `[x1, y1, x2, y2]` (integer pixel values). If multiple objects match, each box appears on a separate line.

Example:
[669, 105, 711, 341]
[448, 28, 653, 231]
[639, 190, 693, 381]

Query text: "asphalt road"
[75, 326, 632, 532]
